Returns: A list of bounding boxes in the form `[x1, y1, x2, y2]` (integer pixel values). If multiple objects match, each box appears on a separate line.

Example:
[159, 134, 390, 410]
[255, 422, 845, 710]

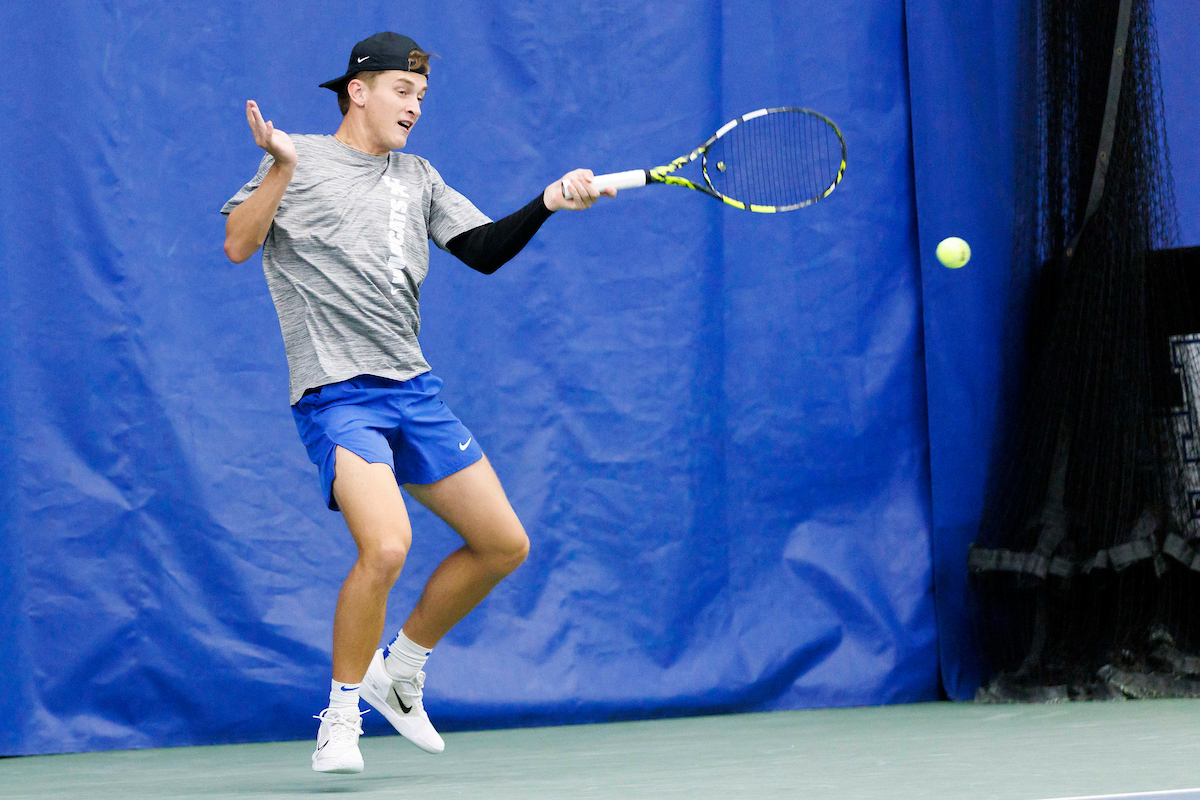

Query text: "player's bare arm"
[224, 101, 298, 263]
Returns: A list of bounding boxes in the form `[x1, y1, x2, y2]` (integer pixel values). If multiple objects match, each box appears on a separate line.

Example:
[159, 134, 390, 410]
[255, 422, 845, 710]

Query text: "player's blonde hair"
[337, 49, 432, 116]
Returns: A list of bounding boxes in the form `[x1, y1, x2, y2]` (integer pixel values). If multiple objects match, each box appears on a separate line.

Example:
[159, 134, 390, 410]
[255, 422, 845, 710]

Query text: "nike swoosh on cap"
[357, 56, 370, 63]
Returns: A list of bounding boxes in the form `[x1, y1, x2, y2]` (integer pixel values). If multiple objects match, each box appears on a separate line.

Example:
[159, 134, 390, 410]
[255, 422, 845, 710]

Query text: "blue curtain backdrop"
[0, 0, 1195, 755]
[903, 1, 1023, 701]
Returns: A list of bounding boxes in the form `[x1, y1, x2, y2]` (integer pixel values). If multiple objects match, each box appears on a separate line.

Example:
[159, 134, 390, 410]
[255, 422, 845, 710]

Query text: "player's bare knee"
[361, 539, 410, 583]
[512, 530, 530, 566]
[489, 528, 529, 576]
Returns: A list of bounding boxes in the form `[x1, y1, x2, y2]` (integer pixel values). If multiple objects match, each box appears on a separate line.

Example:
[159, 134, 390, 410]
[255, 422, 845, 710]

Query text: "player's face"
[363, 71, 426, 150]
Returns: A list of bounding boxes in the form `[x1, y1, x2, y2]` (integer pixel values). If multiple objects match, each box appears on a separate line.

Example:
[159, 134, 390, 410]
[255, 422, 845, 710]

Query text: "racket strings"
[705, 110, 843, 210]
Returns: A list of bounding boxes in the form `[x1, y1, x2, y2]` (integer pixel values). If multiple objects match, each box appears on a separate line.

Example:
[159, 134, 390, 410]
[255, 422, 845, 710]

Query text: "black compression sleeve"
[446, 193, 553, 275]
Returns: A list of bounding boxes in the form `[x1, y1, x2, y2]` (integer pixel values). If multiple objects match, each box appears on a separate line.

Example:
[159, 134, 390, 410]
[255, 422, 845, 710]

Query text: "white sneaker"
[311, 707, 365, 774]
[360, 648, 445, 753]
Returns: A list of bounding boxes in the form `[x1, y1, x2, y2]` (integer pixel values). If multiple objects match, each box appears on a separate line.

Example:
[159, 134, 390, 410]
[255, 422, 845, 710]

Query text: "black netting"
[969, 0, 1192, 701]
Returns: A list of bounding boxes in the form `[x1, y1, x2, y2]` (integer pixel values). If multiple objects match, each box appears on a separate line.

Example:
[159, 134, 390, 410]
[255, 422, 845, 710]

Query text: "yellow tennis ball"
[936, 237, 971, 269]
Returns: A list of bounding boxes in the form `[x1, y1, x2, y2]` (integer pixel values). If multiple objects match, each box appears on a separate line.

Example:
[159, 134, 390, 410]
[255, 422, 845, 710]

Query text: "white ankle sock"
[383, 629, 431, 680]
[329, 679, 361, 713]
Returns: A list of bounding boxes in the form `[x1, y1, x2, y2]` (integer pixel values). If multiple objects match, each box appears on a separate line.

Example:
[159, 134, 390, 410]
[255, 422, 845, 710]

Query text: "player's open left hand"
[246, 100, 297, 169]
[544, 169, 616, 212]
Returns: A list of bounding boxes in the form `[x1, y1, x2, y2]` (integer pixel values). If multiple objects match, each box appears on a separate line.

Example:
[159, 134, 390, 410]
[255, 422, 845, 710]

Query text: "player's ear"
[347, 78, 369, 110]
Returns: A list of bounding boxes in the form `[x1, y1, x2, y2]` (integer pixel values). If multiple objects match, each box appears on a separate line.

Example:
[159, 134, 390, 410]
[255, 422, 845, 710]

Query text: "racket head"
[698, 107, 846, 212]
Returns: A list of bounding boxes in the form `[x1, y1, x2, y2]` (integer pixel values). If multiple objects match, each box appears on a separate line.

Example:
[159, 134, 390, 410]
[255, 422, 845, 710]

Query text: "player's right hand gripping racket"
[565, 107, 846, 213]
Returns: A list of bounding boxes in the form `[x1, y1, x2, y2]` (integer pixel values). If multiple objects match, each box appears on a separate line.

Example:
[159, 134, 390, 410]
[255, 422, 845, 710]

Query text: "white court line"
[1039, 790, 1200, 800]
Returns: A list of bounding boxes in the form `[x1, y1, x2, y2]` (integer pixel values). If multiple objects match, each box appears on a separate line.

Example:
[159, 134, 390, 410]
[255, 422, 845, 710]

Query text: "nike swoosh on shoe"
[392, 686, 413, 714]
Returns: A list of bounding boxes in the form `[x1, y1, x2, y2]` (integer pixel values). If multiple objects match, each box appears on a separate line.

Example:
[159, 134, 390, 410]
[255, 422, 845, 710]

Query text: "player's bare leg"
[400, 454, 530, 647]
[311, 446, 412, 773]
[358, 453, 528, 754]
[330, 446, 414, 682]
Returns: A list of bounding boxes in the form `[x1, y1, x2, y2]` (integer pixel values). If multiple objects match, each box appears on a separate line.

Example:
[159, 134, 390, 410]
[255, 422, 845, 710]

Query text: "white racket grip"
[562, 169, 648, 200]
[591, 169, 648, 192]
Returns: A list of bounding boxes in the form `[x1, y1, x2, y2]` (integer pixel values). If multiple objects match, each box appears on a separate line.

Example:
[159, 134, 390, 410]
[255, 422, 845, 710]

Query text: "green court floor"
[4, 700, 1200, 799]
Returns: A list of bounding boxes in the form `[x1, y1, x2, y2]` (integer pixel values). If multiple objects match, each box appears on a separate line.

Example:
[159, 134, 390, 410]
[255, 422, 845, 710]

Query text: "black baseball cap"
[319, 32, 428, 93]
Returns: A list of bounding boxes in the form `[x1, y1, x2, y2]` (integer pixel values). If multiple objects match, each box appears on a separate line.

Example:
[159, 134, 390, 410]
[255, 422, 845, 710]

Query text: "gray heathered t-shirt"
[221, 134, 491, 404]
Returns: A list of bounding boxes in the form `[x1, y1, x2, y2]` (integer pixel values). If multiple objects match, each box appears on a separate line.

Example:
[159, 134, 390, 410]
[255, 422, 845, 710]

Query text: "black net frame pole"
[1022, 1, 1136, 672]
[1035, 0, 1135, 568]
[1063, 0, 1134, 264]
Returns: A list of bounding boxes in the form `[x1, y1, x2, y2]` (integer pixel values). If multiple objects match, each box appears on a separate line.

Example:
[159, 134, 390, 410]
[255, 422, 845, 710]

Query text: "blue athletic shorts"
[291, 372, 484, 511]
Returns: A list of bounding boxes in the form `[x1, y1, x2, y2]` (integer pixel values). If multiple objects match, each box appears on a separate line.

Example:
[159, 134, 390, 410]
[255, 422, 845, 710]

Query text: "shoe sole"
[312, 756, 363, 774]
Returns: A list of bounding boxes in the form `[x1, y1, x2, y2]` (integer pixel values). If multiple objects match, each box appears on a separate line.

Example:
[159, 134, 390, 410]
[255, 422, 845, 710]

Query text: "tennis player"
[221, 32, 614, 774]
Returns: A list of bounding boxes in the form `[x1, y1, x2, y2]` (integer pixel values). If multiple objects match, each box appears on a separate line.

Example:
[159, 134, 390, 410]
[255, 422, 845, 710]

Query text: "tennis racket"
[564, 107, 846, 213]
